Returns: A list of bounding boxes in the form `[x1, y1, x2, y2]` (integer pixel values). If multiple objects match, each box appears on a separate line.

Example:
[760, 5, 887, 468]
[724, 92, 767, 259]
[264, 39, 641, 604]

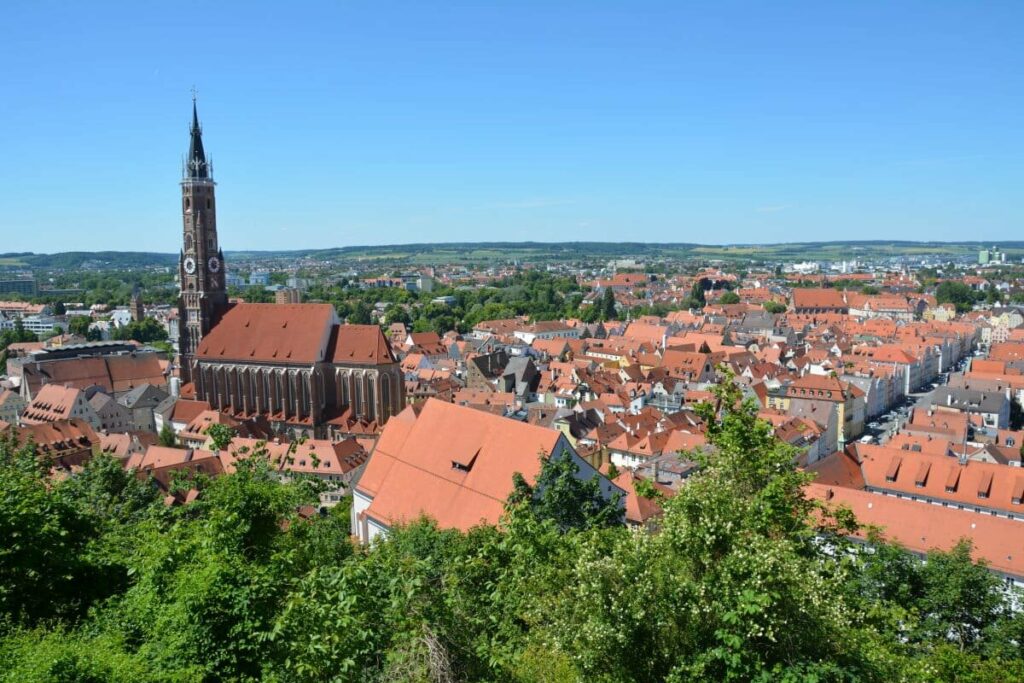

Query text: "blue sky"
[1, 1, 1021, 252]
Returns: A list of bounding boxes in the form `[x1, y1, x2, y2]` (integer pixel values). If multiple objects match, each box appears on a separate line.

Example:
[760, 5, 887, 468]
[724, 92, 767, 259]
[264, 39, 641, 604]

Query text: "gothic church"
[177, 99, 403, 437]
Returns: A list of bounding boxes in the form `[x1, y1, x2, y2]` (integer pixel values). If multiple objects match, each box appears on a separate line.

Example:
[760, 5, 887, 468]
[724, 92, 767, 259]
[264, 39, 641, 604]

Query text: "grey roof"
[118, 383, 170, 409]
[88, 391, 117, 410]
[469, 350, 509, 379]
[503, 356, 540, 396]
[931, 387, 1008, 415]
[153, 394, 178, 417]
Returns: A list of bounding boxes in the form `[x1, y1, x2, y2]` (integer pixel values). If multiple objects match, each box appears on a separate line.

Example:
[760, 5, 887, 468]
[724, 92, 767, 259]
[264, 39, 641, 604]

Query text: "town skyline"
[7, 4, 1024, 678]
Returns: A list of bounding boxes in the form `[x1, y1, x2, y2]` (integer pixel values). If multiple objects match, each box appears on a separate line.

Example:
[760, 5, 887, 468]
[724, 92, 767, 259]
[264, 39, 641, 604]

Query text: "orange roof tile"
[809, 483, 1024, 579]
[197, 303, 336, 364]
[357, 400, 575, 531]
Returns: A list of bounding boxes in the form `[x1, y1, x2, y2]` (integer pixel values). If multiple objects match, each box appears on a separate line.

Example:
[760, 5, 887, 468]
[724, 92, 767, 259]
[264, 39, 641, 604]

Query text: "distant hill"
[0, 251, 178, 269]
[2, 240, 1022, 270]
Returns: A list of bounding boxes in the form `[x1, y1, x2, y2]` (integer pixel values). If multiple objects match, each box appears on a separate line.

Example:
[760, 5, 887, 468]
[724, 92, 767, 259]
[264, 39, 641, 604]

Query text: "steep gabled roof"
[357, 399, 568, 531]
[329, 324, 396, 365]
[21, 384, 82, 424]
[197, 303, 336, 364]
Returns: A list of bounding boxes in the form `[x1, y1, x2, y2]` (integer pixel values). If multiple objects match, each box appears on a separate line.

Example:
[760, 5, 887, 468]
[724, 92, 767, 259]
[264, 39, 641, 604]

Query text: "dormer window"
[885, 455, 902, 483]
[451, 447, 481, 473]
[977, 471, 993, 499]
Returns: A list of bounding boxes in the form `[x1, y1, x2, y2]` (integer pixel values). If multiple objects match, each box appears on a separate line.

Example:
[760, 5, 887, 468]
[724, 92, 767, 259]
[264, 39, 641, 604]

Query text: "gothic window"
[185, 197, 190, 210]
[279, 372, 288, 414]
[207, 198, 211, 209]
[362, 374, 374, 421]
[231, 370, 241, 408]
[185, 234, 193, 251]
[381, 374, 391, 421]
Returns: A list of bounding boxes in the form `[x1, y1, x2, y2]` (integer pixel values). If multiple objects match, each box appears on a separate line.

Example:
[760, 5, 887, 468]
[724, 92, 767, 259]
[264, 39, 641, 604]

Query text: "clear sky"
[1, 1, 1021, 253]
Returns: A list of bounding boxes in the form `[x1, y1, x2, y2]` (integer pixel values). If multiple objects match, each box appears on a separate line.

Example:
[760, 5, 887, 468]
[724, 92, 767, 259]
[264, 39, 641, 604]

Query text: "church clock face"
[184, 256, 197, 274]
[208, 256, 221, 273]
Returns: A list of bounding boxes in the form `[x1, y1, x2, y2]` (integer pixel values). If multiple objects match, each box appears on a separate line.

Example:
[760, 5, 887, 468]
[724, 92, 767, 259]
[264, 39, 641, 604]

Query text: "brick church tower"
[177, 96, 227, 384]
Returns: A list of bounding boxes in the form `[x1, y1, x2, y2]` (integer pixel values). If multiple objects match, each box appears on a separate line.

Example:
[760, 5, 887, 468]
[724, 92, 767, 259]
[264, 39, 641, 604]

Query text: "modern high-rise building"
[0, 277, 38, 296]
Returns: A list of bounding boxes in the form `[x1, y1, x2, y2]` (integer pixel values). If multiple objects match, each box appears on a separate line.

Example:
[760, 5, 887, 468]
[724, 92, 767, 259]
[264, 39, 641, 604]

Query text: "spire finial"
[185, 92, 209, 179]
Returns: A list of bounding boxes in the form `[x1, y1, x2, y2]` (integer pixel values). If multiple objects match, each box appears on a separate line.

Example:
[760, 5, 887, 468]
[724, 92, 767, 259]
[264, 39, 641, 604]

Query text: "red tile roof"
[170, 399, 213, 424]
[21, 384, 83, 424]
[329, 324, 397, 365]
[358, 400, 570, 531]
[808, 482, 1024, 579]
[791, 288, 847, 310]
[197, 303, 336, 364]
[5, 418, 98, 465]
[610, 469, 674, 525]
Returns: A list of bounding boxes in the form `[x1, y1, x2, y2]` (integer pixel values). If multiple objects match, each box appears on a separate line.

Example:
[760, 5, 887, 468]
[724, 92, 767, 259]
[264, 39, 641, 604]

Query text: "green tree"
[763, 301, 787, 314]
[916, 540, 1004, 651]
[935, 281, 979, 313]
[601, 287, 617, 321]
[0, 434, 107, 625]
[509, 450, 622, 531]
[384, 303, 411, 326]
[67, 315, 92, 337]
[112, 317, 168, 344]
[349, 300, 372, 325]
[205, 422, 236, 451]
[718, 291, 741, 305]
[158, 423, 177, 447]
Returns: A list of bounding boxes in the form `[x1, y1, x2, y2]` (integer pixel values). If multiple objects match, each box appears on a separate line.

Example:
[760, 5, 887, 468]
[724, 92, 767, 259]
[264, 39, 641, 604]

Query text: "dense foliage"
[302, 270, 602, 334]
[112, 317, 169, 344]
[935, 281, 983, 313]
[2, 383, 1023, 681]
[0, 320, 38, 367]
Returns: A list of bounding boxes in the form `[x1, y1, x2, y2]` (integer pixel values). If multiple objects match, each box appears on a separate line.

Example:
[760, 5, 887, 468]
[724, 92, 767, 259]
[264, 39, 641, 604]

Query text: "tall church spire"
[178, 93, 225, 385]
[186, 93, 209, 179]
